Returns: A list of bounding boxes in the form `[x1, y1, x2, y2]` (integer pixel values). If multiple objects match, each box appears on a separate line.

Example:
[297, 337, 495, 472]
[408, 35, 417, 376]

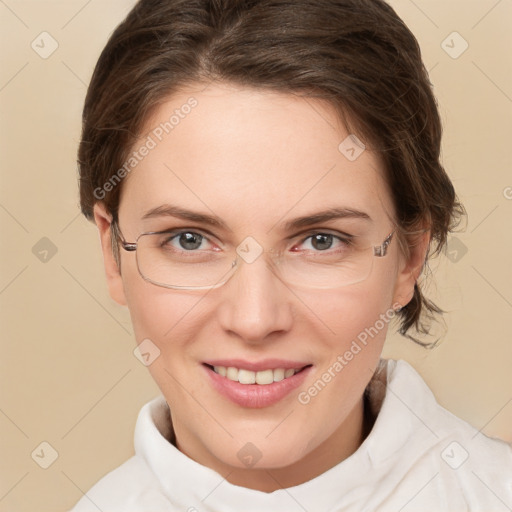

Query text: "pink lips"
[202, 360, 313, 408]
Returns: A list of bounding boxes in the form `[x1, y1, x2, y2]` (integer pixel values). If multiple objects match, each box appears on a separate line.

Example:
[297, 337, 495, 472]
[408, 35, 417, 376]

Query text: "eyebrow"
[142, 205, 230, 230]
[281, 207, 371, 231]
[141, 204, 372, 231]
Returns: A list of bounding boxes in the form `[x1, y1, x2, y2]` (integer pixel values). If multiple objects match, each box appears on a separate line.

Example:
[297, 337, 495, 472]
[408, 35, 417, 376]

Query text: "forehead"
[118, 82, 394, 231]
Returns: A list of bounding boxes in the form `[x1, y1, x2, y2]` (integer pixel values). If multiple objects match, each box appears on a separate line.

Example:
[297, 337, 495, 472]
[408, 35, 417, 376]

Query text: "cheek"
[122, 277, 210, 403]
[297, 265, 398, 352]
[294, 269, 398, 404]
[121, 263, 206, 346]
[314, 288, 392, 379]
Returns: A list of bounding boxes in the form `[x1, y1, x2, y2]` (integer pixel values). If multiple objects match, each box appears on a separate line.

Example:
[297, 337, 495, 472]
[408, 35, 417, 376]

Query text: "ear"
[93, 203, 127, 306]
[392, 229, 430, 309]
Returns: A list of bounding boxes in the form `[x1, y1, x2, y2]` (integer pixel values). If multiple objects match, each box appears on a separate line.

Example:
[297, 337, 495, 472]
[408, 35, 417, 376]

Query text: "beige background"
[0, 1, 511, 511]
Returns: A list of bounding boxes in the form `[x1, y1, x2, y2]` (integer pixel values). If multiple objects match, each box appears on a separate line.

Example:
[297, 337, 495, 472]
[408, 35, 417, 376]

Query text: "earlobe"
[93, 203, 127, 306]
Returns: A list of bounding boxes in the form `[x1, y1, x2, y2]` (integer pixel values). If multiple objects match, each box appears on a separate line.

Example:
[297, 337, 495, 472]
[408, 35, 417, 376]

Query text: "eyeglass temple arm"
[111, 220, 137, 252]
[373, 231, 394, 257]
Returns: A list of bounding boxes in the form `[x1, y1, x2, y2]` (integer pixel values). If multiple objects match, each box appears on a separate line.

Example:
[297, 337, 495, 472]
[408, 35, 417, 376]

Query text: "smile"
[202, 362, 313, 408]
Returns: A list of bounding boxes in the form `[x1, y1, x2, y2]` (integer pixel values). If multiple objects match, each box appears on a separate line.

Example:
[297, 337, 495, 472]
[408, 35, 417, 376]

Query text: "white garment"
[70, 359, 512, 511]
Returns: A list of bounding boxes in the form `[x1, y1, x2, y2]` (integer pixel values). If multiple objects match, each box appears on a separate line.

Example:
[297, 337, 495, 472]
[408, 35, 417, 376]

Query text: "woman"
[71, 0, 512, 510]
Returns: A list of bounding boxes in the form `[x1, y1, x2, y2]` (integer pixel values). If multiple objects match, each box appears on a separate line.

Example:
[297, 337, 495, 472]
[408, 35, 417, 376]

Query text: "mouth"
[202, 361, 313, 408]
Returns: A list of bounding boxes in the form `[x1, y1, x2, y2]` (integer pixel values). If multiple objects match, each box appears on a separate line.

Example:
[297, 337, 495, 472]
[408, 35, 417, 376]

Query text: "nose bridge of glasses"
[229, 239, 284, 281]
[233, 241, 268, 263]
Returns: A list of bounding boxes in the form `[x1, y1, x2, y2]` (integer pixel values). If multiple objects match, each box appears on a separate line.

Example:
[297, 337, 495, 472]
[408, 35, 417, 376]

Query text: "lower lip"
[203, 364, 312, 408]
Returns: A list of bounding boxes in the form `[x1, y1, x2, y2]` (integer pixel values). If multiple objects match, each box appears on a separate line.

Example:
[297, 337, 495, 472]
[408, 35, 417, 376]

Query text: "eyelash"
[156, 228, 354, 252]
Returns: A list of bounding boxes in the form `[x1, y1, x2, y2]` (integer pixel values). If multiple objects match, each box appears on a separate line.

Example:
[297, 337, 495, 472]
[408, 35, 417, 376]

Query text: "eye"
[294, 232, 352, 252]
[160, 231, 214, 251]
[306, 233, 335, 251]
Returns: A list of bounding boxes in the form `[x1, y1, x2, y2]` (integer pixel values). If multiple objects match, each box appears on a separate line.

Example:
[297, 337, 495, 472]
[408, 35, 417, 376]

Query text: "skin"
[94, 81, 428, 492]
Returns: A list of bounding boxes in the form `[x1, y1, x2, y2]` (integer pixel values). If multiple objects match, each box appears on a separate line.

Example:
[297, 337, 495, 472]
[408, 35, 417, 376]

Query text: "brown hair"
[78, 0, 465, 345]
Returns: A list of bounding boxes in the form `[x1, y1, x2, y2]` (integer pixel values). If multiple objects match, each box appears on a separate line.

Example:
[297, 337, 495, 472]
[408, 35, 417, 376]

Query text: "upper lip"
[203, 359, 312, 372]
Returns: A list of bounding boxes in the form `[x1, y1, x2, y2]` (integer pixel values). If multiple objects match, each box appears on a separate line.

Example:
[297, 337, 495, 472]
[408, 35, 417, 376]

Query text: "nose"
[216, 254, 294, 344]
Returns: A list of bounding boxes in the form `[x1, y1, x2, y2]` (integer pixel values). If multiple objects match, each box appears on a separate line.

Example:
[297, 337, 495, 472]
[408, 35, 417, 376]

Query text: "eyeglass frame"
[111, 219, 395, 291]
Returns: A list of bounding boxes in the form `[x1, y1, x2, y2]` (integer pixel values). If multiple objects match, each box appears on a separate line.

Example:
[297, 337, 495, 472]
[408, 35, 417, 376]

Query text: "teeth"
[238, 369, 256, 384]
[273, 368, 285, 382]
[214, 365, 226, 377]
[226, 366, 238, 380]
[255, 369, 273, 385]
[212, 365, 303, 385]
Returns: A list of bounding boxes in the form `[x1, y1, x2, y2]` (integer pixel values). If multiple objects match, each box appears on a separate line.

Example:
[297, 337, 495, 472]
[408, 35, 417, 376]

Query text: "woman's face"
[95, 82, 422, 489]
